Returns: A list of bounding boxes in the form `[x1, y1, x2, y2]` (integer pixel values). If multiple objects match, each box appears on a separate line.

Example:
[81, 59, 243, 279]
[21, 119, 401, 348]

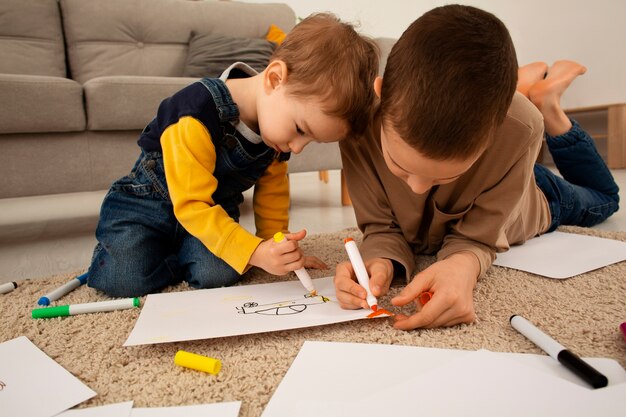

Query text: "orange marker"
[344, 238, 378, 311]
[419, 291, 433, 305]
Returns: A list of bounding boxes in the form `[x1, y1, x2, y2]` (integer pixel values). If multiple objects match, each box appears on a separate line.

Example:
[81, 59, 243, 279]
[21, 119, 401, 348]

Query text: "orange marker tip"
[310, 290, 317, 296]
[371, 305, 378, 311]
[343, 237, 354, 243]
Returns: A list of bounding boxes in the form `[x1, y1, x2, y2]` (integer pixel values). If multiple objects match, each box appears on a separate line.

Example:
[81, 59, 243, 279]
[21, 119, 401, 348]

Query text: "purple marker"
[620, 322, 626, 342]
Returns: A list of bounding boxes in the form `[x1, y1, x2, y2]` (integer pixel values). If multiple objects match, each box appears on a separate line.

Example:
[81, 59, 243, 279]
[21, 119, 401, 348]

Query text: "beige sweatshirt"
[339, 93, 552, 279]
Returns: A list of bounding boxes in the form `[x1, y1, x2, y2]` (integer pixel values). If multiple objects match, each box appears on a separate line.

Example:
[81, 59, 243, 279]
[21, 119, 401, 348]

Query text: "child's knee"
[186, 263, 241, 289]
[88, 249, 174, 297]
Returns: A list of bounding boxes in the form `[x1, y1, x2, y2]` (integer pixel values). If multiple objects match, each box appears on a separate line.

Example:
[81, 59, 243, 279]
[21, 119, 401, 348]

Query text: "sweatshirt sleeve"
[437, 110, 545, 277]
[252, 159, 290, 240]
[340, 137, 416, 279]
[160, 116, 262, 273]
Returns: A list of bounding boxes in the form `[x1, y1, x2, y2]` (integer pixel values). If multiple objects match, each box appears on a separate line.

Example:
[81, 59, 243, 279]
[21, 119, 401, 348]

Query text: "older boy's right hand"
[334, 258, 394, 310]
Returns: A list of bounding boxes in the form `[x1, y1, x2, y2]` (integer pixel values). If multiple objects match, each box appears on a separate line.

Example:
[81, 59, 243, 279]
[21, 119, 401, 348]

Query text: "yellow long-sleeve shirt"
[138, 73, 290, 274]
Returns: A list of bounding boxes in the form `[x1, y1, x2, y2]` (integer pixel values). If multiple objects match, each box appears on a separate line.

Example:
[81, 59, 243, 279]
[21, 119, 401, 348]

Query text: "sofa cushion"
[0, 0, 66, 77]
[183, 33, 276, 78]
[60, 0, 296, 84]
[84, 76, 198, 131]
[0, 74, 85, 134]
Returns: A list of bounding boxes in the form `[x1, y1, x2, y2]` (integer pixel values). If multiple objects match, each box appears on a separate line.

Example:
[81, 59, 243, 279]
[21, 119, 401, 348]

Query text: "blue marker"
[38, 272, 88, 306]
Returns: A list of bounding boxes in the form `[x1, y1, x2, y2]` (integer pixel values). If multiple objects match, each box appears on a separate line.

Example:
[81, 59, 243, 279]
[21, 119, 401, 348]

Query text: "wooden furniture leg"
[341, 170, 351, 206]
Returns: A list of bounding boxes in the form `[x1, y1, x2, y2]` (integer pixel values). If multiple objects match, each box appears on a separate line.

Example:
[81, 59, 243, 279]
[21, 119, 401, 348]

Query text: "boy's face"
[380, 123, 480, 195]
[257, 62, 348, 154]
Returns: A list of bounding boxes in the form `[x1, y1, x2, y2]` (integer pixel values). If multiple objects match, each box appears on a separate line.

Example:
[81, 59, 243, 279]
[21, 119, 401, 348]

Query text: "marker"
[343, 237, 378, 311]
[38, 272, 88, 306]
[620, 322, 626, 342]
[175, 350, 221, 375]
[419, 291, 433, 305]
[273, 232, 317, 296]
[0, 282, 17, 295]
[32, 298, 140, 319]
[510, 315, 608, 389]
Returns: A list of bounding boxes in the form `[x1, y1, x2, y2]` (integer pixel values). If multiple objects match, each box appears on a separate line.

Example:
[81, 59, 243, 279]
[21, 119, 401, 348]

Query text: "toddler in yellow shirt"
[87, 14, 379, 297]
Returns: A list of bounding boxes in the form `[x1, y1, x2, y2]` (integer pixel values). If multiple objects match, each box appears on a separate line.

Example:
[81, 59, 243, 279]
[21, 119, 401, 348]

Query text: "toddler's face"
[257, 85, 348, 154]
[380, 123, 479, 195]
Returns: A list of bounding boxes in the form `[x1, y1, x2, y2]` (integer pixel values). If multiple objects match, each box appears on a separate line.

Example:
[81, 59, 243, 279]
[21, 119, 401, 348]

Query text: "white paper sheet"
[58, 401, 133, 416]
[130, 402, 241, 416]
[261, 341, 626, 417]
[0, 336, 96, 417]
[124, 277, 382, 346]
[493, 231, 626, 278]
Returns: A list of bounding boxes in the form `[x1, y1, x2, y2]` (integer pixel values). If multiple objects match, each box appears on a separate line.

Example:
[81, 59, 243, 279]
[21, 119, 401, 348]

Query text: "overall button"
[224, 134, 238, 150]
[145, 160, 156, 170]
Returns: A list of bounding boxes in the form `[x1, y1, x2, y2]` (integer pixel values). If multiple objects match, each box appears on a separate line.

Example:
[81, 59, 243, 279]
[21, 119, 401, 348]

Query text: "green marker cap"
[133, 297, 140, 307]
[32, 305, 70, 319]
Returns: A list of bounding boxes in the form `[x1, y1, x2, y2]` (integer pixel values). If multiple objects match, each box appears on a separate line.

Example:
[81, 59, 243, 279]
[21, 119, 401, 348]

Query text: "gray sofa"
[0, 0, 394, 246]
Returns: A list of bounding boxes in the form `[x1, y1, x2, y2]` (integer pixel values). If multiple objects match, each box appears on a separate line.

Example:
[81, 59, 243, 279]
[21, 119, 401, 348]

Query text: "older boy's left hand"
[391, 252, 479, 329]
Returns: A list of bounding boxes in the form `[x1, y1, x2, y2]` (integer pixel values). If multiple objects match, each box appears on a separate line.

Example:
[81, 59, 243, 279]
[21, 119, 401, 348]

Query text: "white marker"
[32, 298, 140, 319]
[38, 272, 88, 306]
[273, 232, 317, 296]
[0, 282, 17, 295]
[343, 237, 378, 311]
[510, 315, 608, 388]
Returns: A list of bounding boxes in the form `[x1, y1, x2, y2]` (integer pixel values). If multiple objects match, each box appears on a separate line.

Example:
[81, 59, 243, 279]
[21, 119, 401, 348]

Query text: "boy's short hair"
[380, 5, 518, 160]
[271, 13, 380, 139]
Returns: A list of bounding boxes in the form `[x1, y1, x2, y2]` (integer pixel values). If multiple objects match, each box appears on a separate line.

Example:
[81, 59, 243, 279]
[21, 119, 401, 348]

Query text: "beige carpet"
[2, 226, 625, 416]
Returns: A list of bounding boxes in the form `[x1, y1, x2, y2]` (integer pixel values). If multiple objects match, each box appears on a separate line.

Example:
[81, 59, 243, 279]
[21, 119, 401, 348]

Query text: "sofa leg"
[318, 170, 329, 183]
[341, 170, 352, 206]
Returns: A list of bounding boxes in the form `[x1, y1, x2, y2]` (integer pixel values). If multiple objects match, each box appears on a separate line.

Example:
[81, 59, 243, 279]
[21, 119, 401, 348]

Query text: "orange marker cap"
[419, 291, 433, 305]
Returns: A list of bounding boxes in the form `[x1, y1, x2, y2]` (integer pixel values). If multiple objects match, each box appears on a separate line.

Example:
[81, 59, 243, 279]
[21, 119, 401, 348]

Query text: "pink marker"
[620, 322, 626, 341]
[343, 238, 378, 311]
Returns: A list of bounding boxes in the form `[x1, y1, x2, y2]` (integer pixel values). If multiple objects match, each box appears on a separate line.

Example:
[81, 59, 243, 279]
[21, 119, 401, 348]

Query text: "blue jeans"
[534, 120, 620, 232]
[88, 151, 242, 297]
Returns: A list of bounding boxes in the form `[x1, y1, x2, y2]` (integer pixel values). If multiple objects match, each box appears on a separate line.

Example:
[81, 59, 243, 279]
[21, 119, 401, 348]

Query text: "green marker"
[32, 298, 140, 319]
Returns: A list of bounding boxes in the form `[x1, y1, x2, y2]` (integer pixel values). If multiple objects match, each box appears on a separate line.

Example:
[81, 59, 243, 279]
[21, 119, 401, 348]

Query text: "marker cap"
[273, 231, 286, 242]
[38, 296, 51, 306]
[32, 305, 70, 319]
[175, 350, 221, 375]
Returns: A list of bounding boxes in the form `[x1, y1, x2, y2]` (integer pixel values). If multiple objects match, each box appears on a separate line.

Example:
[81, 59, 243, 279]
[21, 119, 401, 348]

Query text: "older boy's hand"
[391, 252, 479, 329]
[333, 257, 394, 310]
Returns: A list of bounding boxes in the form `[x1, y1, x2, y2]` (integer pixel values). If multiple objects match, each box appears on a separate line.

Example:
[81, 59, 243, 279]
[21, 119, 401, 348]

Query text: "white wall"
[248, 0, 626, 108]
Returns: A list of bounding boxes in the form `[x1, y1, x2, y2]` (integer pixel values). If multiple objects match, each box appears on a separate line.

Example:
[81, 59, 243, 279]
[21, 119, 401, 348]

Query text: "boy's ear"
[264, 60, 289, 92]
[373, 76, 383, 99]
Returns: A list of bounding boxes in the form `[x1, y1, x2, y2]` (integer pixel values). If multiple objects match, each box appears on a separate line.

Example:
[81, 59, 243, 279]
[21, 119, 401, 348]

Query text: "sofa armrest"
[84, 76, 199, 131]
[0, 73, 85, 134]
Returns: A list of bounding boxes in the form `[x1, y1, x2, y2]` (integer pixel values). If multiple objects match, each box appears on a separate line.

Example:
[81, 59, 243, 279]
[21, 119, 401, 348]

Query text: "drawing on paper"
[0, 380, 5, 391]
[236, 293, 331, 315]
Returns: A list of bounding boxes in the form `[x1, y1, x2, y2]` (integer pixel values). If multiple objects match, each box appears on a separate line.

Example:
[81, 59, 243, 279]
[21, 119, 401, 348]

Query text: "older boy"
[335, 5, 619, 329]
[88, 14, 379, 297]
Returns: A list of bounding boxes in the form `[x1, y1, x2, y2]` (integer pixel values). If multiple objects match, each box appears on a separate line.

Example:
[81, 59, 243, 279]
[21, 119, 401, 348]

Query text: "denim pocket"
[112, 153, 169, 199]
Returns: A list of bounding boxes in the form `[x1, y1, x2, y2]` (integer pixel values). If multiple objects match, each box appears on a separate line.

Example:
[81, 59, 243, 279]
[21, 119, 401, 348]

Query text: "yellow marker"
[273, 232, 317, 296]
[174, 350, 221, 375]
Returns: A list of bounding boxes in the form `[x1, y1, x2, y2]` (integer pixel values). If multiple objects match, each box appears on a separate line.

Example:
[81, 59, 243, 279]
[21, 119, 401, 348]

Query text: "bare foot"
[516, 62, 548, 98]
[528, 60, 587, 136]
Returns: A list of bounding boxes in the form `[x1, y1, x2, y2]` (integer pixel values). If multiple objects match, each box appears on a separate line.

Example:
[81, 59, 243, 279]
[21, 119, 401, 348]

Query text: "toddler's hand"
[249, 229, 317, 275]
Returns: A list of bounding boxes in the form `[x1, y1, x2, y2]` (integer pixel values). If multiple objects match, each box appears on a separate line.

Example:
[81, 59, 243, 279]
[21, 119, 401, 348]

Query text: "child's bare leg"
[528, 60, 587, 136]
[516, 62, 548, 98]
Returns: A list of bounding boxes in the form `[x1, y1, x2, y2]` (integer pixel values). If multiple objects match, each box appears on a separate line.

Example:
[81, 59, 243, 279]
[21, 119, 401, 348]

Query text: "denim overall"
[88, 78, 288, 297]
[534, 119, 619, 231]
